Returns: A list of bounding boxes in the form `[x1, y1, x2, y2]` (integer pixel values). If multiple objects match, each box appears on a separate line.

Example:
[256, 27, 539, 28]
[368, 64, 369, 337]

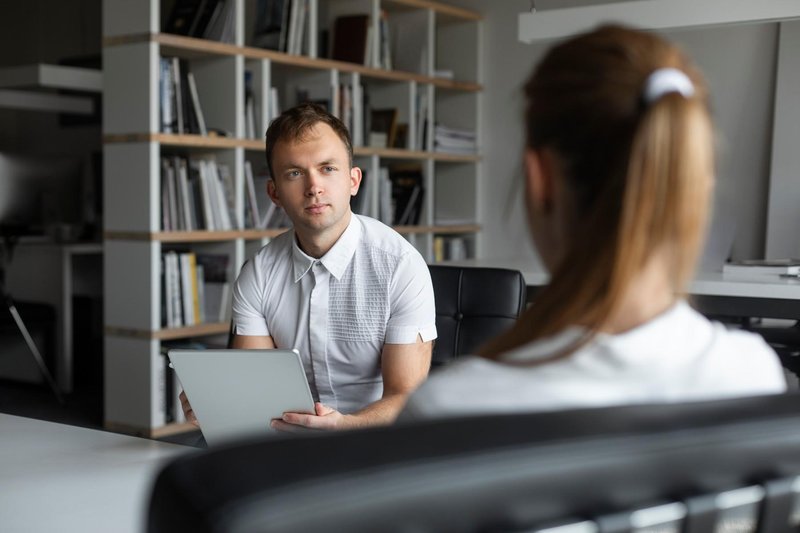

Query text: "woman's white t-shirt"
[400, 301, 787, 421]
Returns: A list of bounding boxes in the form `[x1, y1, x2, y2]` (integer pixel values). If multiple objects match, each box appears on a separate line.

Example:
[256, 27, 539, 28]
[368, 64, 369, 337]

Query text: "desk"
[5, 241, 103, 392]
[440, 258, 800, 320]
[0, 414, 191, 533]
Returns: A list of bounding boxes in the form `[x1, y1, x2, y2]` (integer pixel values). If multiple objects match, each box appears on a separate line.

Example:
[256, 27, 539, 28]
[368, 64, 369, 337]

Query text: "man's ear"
[267, 179, 281, 206]
[524, 148, 554, 213]
[349, 166, 362, 197]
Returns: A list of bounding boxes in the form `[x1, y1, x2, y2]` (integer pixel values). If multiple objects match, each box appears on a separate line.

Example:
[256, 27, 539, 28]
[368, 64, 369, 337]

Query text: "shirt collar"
[291, 215, 362, 283]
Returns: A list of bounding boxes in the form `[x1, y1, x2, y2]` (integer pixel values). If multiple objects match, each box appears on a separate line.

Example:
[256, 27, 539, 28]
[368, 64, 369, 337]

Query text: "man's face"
[268, 122, 361, 237]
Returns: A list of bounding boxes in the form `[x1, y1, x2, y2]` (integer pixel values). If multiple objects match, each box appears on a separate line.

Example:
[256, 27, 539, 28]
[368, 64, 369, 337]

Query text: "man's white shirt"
[232, 214, 437, 413]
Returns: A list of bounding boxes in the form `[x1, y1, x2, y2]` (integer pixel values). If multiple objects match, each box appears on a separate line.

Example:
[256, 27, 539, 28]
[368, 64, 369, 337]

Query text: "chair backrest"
[428, 265, 526, 367]
[148, 393, 800, 533]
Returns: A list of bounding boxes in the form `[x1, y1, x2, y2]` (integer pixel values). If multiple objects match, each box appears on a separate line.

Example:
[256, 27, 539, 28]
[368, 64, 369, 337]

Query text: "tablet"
[168, 348, 315, 446]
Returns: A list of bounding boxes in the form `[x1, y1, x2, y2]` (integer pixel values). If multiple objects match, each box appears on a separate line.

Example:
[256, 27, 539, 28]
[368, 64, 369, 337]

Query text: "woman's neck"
[599, 258, 678, 334]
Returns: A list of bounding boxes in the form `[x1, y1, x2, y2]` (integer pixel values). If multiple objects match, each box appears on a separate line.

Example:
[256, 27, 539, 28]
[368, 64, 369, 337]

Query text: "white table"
[440, 258, 800, 319]
[0, 414, 192, 533]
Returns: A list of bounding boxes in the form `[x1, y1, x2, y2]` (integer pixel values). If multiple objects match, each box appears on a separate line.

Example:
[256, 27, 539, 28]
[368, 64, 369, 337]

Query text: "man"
[182, 103, 436, 431]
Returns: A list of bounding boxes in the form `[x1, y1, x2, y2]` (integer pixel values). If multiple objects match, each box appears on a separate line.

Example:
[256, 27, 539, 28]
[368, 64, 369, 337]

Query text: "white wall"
[0, 0, 101, 157]
[453, 0, 779, 267]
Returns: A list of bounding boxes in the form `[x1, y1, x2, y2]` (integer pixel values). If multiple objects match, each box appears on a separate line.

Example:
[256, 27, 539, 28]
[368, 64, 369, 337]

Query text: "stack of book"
[160, 57, 207, 135]
[434, 124, 477, 155]
[160, 155, 238, 232]
[160, 251, 232, 329]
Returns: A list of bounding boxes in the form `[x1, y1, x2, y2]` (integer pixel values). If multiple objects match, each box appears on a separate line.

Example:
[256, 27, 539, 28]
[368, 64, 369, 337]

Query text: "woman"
[400, 25, 786, 420]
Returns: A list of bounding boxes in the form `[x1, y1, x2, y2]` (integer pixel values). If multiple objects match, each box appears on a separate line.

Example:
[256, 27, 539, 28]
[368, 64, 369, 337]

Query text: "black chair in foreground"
[148, 392, 800, 533]
[428, 265, 526, 368]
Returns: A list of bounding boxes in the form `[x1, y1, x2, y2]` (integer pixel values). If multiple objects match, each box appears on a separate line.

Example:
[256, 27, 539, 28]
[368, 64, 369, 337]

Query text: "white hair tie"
[643, 68, 695, 104]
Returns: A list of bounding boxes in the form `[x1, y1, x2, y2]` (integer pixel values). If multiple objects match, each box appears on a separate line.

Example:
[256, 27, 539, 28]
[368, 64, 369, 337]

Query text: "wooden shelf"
[395, 224, 481, 235]
[105, 321, 230, 340]
[382, 0, 482, 21]
[355, 146, 480, 162]
[103, 133, 480, 162]
[0, 63, 103, 92]
[104, 229, 289, 242]
[102, 33, 482, 92]
[103, 132, 248, 149]
[106, 225, 479, 241]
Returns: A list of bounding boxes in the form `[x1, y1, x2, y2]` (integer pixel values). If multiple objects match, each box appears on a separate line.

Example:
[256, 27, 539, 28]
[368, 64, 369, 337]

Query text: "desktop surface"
[0, 414, 191, 533]
[439, 257, 800, 299]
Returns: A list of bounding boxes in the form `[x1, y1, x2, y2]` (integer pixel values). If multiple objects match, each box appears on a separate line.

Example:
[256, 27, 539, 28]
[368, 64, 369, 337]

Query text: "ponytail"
[479, 26, 712, 362]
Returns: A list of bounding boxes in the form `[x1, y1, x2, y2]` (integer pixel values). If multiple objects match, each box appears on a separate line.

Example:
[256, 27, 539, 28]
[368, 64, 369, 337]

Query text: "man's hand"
[179, 390, 200, 427]
[270, 402, 350, 432]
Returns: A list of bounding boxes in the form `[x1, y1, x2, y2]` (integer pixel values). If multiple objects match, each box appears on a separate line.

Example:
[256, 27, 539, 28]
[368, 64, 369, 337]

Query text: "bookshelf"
[102, 0, 482, 436]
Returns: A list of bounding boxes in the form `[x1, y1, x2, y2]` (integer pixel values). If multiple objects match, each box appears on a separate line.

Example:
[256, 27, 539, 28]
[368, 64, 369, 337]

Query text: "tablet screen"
[168, 348, 315, 446]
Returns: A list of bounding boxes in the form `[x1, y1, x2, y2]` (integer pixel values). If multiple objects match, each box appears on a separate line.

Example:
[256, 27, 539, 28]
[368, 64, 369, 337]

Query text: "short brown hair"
[264, 102, 353, 178]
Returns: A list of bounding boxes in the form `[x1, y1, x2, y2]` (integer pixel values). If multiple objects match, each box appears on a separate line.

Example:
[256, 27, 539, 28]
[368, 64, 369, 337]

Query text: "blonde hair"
[480, 25, 714, 361]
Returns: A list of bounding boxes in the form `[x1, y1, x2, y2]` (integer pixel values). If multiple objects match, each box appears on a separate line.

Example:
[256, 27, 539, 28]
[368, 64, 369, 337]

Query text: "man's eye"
[288, 170, 301, 178]
[323, 166, 336, 173]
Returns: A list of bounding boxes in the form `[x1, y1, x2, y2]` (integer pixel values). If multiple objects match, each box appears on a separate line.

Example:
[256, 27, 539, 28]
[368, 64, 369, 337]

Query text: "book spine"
[160, 58, 175, 133]
[177, 158, 194, 231]
[245, 161, 260, 229]
[180, 252, 195, 326]
[196, 263, 206, 323]
[186, 71, 207, 136]
[171, 58, 184, 135]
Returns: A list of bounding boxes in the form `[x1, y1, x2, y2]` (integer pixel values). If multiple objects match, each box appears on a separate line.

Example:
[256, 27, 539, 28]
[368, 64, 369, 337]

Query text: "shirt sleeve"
[231, 259, 271, 336]
[384, 250, 437, 344]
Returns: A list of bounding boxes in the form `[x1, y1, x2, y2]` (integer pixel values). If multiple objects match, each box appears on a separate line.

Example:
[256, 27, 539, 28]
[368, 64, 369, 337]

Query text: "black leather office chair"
[428, 265, 526, 368]
[148, 392, 800, 533]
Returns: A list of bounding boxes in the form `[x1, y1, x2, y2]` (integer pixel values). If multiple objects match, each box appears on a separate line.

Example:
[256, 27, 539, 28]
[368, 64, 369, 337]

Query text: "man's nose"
[305, 172, 323, 196]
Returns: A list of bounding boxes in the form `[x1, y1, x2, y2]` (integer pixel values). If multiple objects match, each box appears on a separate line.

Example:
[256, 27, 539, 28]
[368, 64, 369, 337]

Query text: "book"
[723, 259, 800, 276]
[390, 166, 424, 225]
[331, 14, 370, 64]
[179, 252, 199, 326]
[188, 253, 203, 324]
[190, 0, 223, 37]
[170, 58, 184, 134]
[186, 72, 207, 136]
[252, 0, 288, 51]
[287, 0, 303, 55]
[244, 71, 257, 139]
[217, 163, 239, 229]
[161, 158, 178, 231]
[163, 251, 183, 328]
[175, 157, 194, 231]
[204, 0, 236, 43]
[159, 58, 175, 133]
[268, 86, 280, 122]
[194, 160, 216, 230]
[244, 161, 260, 228]
[163, 0, 205, 36]
[178, 60, 200, 134]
